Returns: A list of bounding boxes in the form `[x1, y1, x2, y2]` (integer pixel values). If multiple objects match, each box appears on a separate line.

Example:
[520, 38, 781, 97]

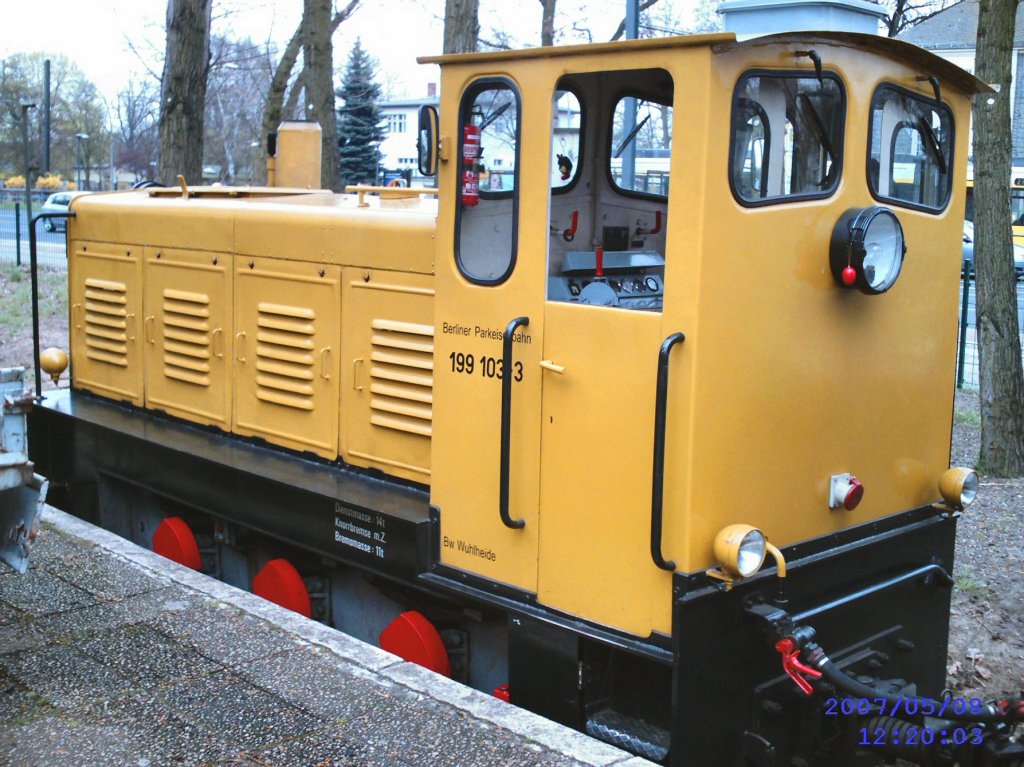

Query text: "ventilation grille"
[84, 278, 128, 367]
[256, 301, 316, 411]
[369, 320, 434, 437]
[162, 289, 211, 386]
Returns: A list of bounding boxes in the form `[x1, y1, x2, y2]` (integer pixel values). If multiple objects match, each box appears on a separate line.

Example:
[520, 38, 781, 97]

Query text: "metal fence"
[0, 202, 1018, 392]
[955, 270, 1024, 390]
[0, 203, 69, 270]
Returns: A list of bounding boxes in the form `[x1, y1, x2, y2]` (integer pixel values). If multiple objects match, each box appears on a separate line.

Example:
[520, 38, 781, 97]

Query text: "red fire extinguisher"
[462, 109, 482, 207]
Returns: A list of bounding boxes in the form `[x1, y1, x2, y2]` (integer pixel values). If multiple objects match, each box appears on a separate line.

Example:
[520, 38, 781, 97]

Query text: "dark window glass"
[730, 73, 845, 204]
[868, 85, 953, 211]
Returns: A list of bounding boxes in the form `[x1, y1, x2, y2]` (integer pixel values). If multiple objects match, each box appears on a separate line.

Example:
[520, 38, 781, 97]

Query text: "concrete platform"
[1, 506, 655, 767]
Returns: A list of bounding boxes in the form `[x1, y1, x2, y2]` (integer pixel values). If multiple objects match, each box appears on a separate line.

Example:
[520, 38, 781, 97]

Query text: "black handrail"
[28, 212, 74, 397]
[499, 316, 529, 529]
[651, 331, 685, 571]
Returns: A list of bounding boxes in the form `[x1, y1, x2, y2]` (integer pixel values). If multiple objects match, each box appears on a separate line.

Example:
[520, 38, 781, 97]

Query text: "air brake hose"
[802, 642, 1016, 725]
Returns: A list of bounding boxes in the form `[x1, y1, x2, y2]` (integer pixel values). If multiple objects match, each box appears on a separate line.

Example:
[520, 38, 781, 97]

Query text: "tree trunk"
[973, 0, 1024, 475]
[444, 0, 480, 53]
[303, 0, 337, 190]
[157, 0, 211, 186]
[258, 0, 359, 186]
[539, 0, 557, 46]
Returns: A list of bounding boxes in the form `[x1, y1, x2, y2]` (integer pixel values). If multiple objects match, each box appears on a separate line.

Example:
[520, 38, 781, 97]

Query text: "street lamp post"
[75, 132, 89, 191]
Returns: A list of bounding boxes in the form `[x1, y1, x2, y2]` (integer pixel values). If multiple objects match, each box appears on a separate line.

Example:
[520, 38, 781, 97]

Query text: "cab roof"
[419, 30, 988, 96]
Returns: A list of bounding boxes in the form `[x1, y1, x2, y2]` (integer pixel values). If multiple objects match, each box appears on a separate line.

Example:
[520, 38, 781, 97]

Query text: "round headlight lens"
[938, 467, 979, 510]
[714, 524, 768, 578]
[830, 206, 906, 294]
[736, 529, 767, 577]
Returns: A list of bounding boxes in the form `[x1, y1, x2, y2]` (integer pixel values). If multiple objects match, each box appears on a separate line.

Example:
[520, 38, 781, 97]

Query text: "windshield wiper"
[615, 113, 651, 158]
[917, 116, 947, 176]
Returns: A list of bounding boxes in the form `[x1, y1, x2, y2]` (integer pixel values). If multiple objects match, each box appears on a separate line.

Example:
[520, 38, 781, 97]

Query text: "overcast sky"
[0, 0, 646, 106]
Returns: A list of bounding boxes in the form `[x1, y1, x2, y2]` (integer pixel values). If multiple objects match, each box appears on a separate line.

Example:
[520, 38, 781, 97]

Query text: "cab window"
[610, 94, 672, 198]
[552, 88, 582, 190]
[868, 85, 953, 212]
[456, 81, 520, 284]
[730, 72, 845, 204]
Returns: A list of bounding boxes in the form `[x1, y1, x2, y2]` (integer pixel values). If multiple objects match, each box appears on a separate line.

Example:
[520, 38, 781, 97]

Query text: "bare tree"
[116, 80, 159, 181]
[304, 0, 339, 190]
[444, 0, 480, 53]
[158, 0, 212, 185]
[258, 0, 360, 185]
[973, 0, 1024, 475]
[881, 0, 958, 37]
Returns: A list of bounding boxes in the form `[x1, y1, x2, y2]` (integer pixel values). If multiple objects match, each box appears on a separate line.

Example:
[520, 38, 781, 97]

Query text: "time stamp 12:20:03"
[826, 697, 986, 747]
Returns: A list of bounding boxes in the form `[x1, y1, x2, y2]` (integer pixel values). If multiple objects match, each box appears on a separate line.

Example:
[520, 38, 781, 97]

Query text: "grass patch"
[0, 264, 67, 336]
[954, 408, 981, 428]
[955, 574, 995, 599]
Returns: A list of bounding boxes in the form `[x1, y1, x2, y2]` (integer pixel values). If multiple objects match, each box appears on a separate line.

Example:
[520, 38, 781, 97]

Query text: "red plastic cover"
[379, 610, 451, 677]
[252, 558, 313, 618]
[151, 517, 202, 571]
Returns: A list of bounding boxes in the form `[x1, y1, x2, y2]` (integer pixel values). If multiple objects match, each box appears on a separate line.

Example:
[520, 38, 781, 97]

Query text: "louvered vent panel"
[162, 289, 212, 386]
[256, 301, 316, 411]
[84, 278, 128, 367]
[369, 320, 434, 437]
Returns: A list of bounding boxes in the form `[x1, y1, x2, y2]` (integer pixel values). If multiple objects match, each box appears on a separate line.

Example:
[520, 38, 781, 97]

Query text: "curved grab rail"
[499, 316, 530, 529]
[651, 332, 686, 571]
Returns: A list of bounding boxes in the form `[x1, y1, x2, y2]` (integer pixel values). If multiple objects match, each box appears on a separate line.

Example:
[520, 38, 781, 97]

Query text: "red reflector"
[252, 558, 313, 618]
[493, 683, 511, 702]
[379, 610, 451, 677]
[152, 517, 202, 571]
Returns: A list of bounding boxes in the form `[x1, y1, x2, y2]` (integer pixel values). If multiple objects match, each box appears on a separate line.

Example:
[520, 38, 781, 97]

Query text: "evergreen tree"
[337, 39, 384, 187]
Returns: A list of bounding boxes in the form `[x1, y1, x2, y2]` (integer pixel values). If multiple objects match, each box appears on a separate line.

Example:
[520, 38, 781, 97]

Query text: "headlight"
[830, 206, 906, 294]
[938, 467, 979, 510]
[714, 524, 767, 578]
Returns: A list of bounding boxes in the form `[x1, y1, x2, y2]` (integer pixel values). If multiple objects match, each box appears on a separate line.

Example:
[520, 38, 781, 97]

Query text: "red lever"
[563, 209, 579, 242]
[775, 638, 822, 696]
[595, 246, 604, 278]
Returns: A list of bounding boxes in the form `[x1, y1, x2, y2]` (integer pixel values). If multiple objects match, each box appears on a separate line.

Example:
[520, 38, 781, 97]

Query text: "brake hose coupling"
[775, 636, 823, 696]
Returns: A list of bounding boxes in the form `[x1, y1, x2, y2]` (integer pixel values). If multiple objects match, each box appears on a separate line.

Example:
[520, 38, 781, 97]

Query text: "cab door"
[535, 70, 680, 638]
[431, 77, 546, 595]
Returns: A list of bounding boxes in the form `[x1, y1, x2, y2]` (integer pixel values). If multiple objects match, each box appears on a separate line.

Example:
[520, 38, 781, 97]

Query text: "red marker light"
[842, 266, 857, 286]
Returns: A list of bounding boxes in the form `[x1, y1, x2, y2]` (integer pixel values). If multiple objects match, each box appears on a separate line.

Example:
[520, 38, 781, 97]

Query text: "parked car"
[40, 191, 88, 232]
[962, 220, 1024, 280]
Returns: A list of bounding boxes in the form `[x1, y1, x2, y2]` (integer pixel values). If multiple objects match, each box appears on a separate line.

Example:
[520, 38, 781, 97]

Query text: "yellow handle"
[320, 347, 331, 380]
[235, 332, 246, 362]
[72, 303, 82, 329]
[352, 357, 364, 390]
[539, 359, 566, 375]
[212, 328, 223, 358]
[145, 316, 155, 344]
[126, 314, 136, 341]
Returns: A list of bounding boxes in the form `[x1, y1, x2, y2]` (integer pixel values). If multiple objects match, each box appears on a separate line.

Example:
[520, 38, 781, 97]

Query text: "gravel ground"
[1, 264, 1022, 705]
[947, 390, 1024, 702]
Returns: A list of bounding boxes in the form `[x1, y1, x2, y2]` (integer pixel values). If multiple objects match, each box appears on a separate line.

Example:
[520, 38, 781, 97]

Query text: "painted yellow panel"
[69, 242, 143, 406]
[341, 268, 435, 482]
[537, 303, 674, 637]
[143, 248, 232, 429]
[233, 257, 341, 459]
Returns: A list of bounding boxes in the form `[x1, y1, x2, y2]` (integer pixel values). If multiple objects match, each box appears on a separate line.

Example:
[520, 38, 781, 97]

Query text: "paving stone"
[0, 641, 134, 709]
[73, 622, 222, 688]
[151, 598, 298, 667]
[159, 669, 325, 751]
[38, 543, 162, 601]
[32, 586, 198, 640]
[234, 645, 408, 721]
[0, 566, 96, 616]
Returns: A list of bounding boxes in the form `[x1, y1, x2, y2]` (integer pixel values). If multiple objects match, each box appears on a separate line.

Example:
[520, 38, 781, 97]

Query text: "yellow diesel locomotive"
[27, 30, 1024, 766]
